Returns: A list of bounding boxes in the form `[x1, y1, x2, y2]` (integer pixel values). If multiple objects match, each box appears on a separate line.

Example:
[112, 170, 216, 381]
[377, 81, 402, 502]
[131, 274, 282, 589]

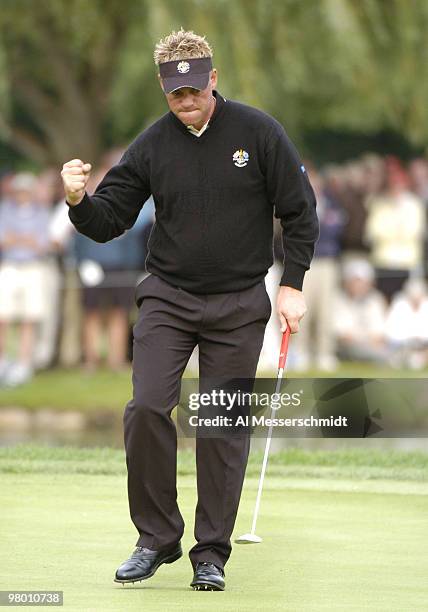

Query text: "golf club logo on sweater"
[177, 61, 190, 73]
[233, 149, 249, 167]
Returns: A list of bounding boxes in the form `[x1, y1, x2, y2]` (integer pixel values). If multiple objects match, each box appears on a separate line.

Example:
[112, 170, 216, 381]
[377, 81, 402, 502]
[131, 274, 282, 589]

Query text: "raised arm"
[61, 146, 151, 243]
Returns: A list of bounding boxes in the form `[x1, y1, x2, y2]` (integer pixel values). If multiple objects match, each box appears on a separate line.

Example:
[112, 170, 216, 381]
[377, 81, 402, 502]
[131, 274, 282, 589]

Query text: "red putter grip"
[278, 327, 291, 370]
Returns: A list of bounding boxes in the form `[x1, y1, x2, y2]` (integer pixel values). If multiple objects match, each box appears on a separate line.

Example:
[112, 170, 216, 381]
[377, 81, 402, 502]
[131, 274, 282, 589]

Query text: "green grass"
[1, 445, 427, 483]
[0, 445, 427, 611]
[0, 368, 132, 411]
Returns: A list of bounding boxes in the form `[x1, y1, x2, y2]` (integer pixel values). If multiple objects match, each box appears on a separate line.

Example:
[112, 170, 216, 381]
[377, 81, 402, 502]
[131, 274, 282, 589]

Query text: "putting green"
[1, 467, 427, 611]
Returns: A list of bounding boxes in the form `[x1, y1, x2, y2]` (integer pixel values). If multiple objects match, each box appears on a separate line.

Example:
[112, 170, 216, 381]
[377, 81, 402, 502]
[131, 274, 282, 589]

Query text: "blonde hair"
[154, 28, 213, 65]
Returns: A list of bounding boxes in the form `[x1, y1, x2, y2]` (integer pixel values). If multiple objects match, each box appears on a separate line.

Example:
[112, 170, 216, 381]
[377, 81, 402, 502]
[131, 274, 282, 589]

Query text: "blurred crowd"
[261, 154, 428, 372]
[0, 148, 155, 386]
[1, 150, 428, 386]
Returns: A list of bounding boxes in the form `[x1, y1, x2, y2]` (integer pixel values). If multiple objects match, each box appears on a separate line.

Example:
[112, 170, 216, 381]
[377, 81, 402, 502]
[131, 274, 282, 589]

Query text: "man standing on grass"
[61, 28, 319, 592]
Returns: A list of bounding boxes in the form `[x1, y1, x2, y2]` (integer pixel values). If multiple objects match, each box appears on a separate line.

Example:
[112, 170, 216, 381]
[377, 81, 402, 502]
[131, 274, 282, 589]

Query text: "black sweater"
[68, 91, 319, 293]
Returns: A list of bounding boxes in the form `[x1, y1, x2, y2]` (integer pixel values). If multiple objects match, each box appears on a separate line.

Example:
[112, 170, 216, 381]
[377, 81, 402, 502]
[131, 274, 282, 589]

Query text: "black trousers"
[123, 274, 271, 570]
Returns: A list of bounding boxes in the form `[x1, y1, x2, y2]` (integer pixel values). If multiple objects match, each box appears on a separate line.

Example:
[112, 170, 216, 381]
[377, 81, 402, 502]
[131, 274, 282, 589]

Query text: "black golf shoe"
[114, 542, 182, 584]
[190, 562, 225, 591]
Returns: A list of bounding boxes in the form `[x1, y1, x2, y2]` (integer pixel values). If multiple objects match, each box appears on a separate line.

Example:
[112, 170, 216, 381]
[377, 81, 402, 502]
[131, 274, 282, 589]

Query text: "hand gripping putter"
[235, 327, 291, 544]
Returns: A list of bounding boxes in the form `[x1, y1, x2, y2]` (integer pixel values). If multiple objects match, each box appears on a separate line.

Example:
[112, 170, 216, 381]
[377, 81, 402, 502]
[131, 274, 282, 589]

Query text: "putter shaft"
[248, 328, 291, 537]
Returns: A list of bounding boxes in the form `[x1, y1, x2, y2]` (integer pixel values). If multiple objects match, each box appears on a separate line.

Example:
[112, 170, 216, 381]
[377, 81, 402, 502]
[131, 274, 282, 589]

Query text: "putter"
[235, 326, 291, 544]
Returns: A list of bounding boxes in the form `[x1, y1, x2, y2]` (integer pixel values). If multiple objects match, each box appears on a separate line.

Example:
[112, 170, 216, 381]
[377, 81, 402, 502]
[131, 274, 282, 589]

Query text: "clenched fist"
[61, 159, 92, 206]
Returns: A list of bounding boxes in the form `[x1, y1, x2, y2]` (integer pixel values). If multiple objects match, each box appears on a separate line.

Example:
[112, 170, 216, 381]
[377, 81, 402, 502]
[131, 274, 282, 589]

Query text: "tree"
[0, 0, 427, 167]
[0, 0, 152, 164]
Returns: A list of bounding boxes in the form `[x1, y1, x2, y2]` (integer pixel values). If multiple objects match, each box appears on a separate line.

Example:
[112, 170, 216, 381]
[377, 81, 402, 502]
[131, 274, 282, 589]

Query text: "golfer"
[61, 28, 319, 592]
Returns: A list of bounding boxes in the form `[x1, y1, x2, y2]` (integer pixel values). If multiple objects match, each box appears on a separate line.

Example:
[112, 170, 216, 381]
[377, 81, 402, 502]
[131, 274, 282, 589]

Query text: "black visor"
[159, 57, 212, 93]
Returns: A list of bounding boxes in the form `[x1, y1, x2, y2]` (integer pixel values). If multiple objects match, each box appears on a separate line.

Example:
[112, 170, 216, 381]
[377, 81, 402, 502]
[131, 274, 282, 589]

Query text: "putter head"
[234, 533, 262, 544]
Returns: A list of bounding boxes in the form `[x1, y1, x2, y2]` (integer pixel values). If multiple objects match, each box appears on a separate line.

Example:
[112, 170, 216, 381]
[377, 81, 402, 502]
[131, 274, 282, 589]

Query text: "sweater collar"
[168, 90, 227, 136]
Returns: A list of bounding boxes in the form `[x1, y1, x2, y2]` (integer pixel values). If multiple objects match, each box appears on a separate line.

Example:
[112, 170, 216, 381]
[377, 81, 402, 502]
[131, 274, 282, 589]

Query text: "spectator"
[408, 158, 428, 279]
[0, 173, 51, 386]
[385, 277, 428, 369]
[334, 259, 387, 363]
[48, 177, 94, 368]
[408, 158, 428, 204]
[332, 160, 369, 257]
[293, 165, 345, 371]
[32, 169, 64, 369]
[364, 156, 425, 301]
[361, 153, 387, 197]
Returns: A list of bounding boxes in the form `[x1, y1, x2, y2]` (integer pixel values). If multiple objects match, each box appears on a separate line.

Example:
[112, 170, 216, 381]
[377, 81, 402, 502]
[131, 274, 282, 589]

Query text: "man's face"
[159, 69, 218, 129]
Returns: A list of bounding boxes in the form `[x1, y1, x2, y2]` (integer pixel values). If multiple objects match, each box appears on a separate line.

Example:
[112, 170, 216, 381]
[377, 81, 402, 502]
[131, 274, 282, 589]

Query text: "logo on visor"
[177, 61, 190, 74]
[233, 149, 249, 168]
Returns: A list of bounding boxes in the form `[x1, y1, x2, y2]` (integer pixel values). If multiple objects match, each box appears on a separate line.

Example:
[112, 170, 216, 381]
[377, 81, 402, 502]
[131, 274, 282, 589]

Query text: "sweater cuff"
[280, 261, 307, 291]
[67, 193, 93, 223]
